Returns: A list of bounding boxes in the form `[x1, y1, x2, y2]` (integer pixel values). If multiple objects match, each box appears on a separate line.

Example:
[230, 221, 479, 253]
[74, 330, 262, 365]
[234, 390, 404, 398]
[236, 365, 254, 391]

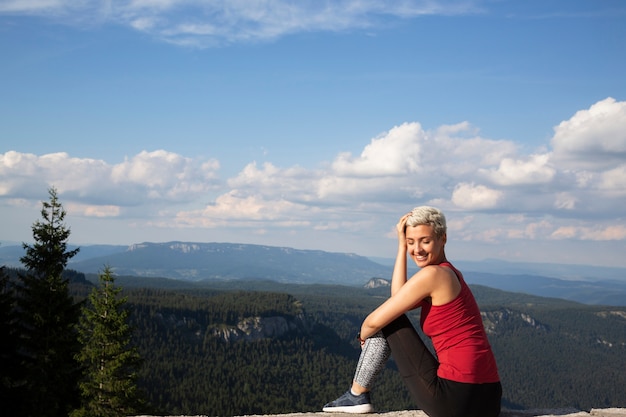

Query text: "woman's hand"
[396, 213, 410, 249]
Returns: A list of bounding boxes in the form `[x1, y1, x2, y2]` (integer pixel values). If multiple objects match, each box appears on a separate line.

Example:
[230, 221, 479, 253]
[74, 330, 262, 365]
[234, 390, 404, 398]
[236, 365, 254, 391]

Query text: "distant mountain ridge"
[2, 241, 626, 305]
[70, 241, 391, 286]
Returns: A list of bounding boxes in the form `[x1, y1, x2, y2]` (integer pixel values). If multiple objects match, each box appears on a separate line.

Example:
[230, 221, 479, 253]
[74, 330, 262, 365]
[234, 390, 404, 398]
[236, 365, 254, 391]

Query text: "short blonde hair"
[406, 206, 447, 238]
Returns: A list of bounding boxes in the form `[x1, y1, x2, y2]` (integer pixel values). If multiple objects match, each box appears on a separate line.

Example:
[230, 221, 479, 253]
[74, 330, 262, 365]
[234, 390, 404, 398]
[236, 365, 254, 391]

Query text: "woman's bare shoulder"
[415, 264, 455, 279]
[408, 265, 451, 289]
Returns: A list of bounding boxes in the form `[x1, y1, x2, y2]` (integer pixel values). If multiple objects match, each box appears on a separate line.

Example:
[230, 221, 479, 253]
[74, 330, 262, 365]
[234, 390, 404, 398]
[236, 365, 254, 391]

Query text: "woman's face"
[405, 224, 446, 268]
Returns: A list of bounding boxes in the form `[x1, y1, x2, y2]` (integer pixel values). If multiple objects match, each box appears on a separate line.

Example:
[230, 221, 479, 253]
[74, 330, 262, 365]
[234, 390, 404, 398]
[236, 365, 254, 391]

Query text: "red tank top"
[420, 262, 500, 383]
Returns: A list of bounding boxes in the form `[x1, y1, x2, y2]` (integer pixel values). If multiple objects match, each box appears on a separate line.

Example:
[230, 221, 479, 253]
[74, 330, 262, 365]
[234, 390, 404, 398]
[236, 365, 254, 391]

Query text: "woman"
[323, 206, 501, 417]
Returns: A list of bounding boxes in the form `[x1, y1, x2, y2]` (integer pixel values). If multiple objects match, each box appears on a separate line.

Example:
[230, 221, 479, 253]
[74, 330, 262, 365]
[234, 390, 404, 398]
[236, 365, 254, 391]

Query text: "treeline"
[92, 279, 626, 415]
[7, 264, 626, 416]
[121, 287, 413, 415]
[7, 252, 626, 416]
[488, 304, 626, 409]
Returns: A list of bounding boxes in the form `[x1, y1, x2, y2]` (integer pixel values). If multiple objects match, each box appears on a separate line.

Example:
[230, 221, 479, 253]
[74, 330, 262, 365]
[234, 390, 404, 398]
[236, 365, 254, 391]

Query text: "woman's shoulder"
[413, 264, 458, 286]
[422, 263, 457, 277]
[422, 264, 463, 305]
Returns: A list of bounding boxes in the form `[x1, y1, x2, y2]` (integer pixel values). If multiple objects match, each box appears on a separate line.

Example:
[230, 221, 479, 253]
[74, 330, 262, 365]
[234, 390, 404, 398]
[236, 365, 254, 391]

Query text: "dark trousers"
[382, 315, 502, 417]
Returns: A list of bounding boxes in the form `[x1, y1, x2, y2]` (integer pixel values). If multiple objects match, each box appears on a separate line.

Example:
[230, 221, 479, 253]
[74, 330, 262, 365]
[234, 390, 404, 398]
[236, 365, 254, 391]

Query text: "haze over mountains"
[1, 241, 625, 306]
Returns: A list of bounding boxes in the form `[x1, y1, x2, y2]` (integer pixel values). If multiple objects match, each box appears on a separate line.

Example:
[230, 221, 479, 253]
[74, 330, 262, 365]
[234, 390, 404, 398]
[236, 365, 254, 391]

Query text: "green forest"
[5, 263, 626, 416]
[75, 275, 626, 416]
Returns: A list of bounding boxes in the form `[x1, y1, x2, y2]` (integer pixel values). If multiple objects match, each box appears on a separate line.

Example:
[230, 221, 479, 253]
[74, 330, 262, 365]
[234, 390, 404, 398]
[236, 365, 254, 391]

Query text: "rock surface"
[135, 408, 626, 417]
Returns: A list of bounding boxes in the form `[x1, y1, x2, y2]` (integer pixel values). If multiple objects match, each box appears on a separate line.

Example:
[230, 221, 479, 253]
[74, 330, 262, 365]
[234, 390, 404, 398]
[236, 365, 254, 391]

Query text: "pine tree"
[16, 187, 83, 417]
[72, 265, 144, 417]
[20, 187, 80, 278]
[0, 266, 24, 414]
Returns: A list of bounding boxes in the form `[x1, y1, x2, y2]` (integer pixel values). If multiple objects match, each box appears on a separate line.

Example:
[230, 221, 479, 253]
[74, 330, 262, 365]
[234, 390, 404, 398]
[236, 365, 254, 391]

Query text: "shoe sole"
[322, 404, 374, 413]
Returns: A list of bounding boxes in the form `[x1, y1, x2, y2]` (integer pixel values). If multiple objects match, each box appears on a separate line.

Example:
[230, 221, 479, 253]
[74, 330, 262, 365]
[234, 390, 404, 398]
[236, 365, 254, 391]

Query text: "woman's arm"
[391, 213, 410, 296]
[360, 266, 439, 339]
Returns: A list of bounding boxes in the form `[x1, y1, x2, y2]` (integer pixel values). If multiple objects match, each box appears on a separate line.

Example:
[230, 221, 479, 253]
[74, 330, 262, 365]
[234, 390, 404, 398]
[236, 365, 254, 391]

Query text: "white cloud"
[0, 0, 482, 47]
[225, 123, 431, 204]
[228, 162, 315, 199]
[599, 165, 626, 194]
[172, 100, 626, 239]
[551, 225, 626, 241]
[482, 153, 555, 186]
[3, 98, 626, 248]
[0, 149, 220, 210]
[551, 97, 626, 170]
[519, 219, 553, 240]
[318, 122, 517, 203]
[536, 98, 626, 216]
[592, 225, 626, 241]
[451, 182, 502, 209]
[0, 0, 64, 13]
[434, 122, 517, 168]
[175, 190, 309, 228]
[111, 150, 219, 199]
[554, 192, 577, 210]
[550, 226, 577, 240]
[129, 16, 158, 30]
[331, 122, 425, 176]
[66, 203, 121, 218]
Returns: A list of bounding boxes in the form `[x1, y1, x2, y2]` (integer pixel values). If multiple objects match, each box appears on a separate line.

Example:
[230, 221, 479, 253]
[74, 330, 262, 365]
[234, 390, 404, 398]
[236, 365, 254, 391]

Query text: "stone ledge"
[135, 408, 626, 417]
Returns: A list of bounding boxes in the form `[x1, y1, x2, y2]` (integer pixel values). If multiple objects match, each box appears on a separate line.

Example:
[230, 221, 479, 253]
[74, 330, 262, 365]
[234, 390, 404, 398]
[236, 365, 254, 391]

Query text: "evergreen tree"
[20, 187, 80, 278]
[72, 265, 144, 417]
[0, 266, 23, 415]
[16, 187, 82, 417]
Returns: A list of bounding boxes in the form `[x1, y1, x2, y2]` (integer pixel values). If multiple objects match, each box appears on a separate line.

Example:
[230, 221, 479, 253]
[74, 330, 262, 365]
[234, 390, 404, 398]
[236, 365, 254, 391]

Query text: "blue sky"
[1, 0, 626, 269]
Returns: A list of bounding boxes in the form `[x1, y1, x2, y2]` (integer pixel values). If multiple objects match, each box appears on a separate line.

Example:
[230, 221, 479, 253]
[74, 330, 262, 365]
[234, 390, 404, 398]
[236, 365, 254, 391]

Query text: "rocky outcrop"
[209, 314, 309, 342]
[364, 277, 391, 289]
[481, 308, 548, 335]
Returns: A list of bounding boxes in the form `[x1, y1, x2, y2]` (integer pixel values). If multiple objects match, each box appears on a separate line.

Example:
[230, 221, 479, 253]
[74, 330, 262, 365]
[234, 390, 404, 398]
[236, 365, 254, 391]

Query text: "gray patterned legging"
[353, 331, 390, 388]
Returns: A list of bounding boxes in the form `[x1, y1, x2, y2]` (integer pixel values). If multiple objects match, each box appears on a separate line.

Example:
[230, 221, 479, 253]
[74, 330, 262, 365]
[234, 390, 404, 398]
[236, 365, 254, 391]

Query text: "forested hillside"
[65, 275, 626, 416]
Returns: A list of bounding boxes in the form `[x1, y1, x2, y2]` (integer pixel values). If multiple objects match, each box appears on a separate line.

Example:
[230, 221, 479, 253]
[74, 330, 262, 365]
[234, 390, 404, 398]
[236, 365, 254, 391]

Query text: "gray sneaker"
[322, 390, 374, 413]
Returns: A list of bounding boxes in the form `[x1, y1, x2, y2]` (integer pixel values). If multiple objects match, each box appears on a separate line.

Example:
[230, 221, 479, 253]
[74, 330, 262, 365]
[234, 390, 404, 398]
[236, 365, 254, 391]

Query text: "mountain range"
[2, 240, 625, 306]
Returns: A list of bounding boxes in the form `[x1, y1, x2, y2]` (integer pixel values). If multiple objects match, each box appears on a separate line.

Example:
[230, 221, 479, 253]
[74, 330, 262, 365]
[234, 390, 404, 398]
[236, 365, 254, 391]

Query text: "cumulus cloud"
[0, 0, 482, 47]
[535, 97, 626, 221]
[451, 182, 502, 209]
[551, 225, 626, 241]
[0, 151, 108, 199]
[482, 153, 555, 186]
[3, 97, 626, 245]
[227, 162, 317, 202]
[168, 99, 626, 243]
[331, 122, 425, 177]
[554, 192, 577, 210]
[599, 165, 626, 195]
[66, 203, 121, 218]
[111, 150, 220, 200]
[173, 122, 496, 233]
[0, 150, 220, 215]
[551, 97, 626, 170]
[175, 190, 310, 229]
[434, 122, 518, 169]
